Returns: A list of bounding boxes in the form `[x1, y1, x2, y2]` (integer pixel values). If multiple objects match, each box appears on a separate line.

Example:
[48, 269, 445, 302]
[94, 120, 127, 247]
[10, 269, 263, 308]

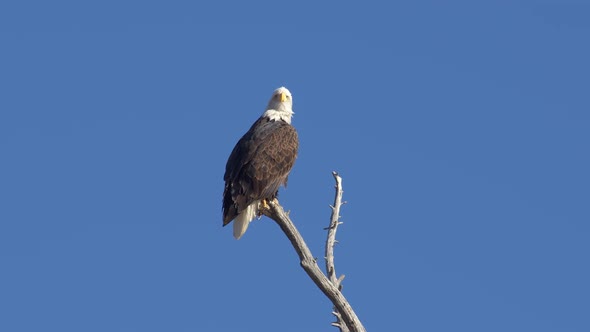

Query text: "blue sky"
[1, 1, 589, 331]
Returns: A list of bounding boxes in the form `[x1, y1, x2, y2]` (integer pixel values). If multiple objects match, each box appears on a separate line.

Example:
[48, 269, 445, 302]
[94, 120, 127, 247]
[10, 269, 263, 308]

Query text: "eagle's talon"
[260, 199, 270, 211]
[257, 199, 271, 216]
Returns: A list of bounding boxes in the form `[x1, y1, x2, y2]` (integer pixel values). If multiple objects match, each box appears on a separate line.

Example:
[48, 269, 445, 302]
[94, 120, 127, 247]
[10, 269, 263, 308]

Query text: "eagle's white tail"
[233, 200, 260, 240]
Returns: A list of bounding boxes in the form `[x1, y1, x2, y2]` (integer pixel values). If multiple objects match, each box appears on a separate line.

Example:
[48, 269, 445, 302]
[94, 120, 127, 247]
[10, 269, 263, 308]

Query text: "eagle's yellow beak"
[280, 92, 288, 102]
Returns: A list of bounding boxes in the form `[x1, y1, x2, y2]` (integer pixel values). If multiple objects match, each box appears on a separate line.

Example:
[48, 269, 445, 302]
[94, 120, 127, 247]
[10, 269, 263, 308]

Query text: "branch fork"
[262, 172, 365, 332]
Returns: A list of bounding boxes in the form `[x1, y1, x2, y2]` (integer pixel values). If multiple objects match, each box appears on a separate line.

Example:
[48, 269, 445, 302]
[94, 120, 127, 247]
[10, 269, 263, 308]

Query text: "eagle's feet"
[261, 199, 270, 210]
[257, 199, 271, 217]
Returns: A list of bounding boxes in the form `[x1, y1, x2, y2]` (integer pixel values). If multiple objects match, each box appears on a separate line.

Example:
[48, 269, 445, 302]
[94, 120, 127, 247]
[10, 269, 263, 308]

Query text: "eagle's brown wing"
[223, 118, 298, 226]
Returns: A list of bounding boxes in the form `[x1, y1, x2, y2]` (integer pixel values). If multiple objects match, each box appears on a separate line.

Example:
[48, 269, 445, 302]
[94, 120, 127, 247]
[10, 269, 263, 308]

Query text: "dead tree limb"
[324, 171, 349, 332]
[262, 173, 365, 332]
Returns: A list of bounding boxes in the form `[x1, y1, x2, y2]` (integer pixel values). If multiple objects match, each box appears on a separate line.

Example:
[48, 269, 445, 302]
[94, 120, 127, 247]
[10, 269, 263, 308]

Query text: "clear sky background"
[1, 1, 589, 331]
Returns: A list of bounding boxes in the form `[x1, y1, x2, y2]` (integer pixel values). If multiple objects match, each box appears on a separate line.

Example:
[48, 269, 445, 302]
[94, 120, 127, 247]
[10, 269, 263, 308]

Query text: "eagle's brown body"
[223, 118, 298, 225]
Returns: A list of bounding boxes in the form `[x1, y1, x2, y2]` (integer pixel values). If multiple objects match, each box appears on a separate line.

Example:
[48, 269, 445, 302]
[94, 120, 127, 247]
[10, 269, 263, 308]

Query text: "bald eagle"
[223, 87, 299, 239]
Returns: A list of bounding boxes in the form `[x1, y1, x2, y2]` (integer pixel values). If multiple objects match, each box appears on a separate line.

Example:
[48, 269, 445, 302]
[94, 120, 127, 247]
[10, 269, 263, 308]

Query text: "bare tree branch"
[324, 171, 349, 332]
[262, 173, 366, 332]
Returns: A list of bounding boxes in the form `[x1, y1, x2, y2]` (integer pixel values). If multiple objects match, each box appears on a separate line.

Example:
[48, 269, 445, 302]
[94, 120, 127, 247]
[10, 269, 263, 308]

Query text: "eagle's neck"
[262, 108, 293, 124]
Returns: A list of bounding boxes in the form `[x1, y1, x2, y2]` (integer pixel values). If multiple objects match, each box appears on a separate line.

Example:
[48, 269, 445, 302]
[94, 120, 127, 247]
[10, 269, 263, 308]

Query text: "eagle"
[222, 87, 299, 239]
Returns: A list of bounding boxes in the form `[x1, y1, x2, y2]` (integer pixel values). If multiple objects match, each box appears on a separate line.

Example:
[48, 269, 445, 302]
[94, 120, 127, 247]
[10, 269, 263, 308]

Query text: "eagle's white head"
[263, 86, 294, 124]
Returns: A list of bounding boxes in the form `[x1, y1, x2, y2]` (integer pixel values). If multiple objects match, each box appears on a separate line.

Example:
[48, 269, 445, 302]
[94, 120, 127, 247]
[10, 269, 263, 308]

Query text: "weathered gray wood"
[325, 172, 349, 332]
[262, 173, 366, 332]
